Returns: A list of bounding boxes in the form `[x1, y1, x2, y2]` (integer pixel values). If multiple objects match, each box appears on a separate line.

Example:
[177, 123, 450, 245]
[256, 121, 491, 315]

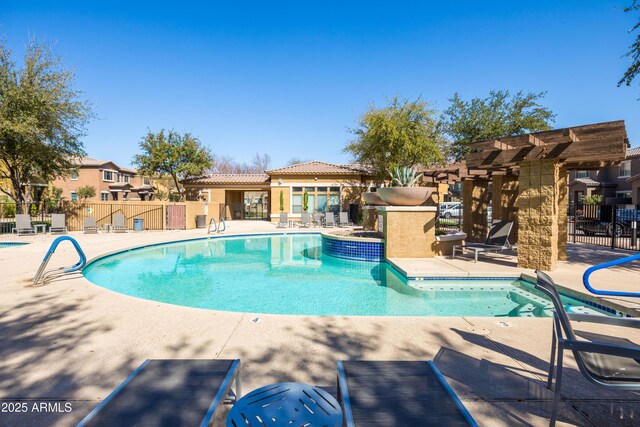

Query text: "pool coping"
[81, 230, 635, 318]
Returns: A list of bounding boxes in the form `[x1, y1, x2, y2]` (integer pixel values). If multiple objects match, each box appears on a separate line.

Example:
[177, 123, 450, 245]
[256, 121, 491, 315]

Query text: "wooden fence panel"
[62, 202, 166, 231]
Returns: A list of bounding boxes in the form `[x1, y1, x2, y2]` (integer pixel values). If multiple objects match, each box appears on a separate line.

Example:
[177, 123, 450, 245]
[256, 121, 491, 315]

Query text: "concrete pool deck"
[0, 221, 638, 426]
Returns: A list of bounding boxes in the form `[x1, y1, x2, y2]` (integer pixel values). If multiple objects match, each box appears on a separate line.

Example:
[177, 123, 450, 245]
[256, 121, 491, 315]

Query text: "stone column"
[517, 159, 563, 270]
[462, 179, 490, 243]
[378, 206, 438, 258]
[362, 206, 379, 231]
[557, 168, 568, 261]
[491, 174, 519, 244]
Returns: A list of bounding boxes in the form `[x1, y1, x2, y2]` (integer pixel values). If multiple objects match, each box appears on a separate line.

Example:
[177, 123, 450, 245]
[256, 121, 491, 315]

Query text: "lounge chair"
[77, 359, 241, 427]
[276, 212, 288, 228]
[299, 211, 311, 228]
[338, 212, 353, 227]
[12, 214, 37, 235]
[312, 212, 323, 227]
[112, 214, 128, 233]
[452, 220, 514, 262]
[324, 213, 336, 227]
[50, 214, 68, 235]
[83, 217, 99, 234]
[534, 271, 640, 427]
[337, 360, 477, 426]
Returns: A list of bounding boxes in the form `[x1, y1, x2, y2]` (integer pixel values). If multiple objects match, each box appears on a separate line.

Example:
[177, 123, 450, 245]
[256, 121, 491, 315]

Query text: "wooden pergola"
[423, 120, 628, 184]
[423, 120, 629, 271]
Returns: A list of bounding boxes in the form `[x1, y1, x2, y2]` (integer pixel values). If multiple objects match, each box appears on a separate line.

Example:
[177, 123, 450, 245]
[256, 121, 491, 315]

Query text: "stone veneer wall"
[362, 206, 379, 231]
[462, 179, 490, 243]
[379, 207, 437, 258]
[517, 159, 566, 270]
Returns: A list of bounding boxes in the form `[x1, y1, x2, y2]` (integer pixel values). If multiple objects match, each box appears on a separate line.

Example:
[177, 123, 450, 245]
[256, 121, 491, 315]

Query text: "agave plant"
[389, 166, 421, 187]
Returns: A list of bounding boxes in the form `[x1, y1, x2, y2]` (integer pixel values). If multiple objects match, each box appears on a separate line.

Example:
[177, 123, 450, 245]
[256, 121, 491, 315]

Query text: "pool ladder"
[583, 252, 640, 298]
[207, 217, 226, 234]
[33, 236, 87, 286]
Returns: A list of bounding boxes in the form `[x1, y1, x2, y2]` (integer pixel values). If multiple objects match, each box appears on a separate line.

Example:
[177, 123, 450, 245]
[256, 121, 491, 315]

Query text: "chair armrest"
[564, 339, 640, 358]
[568, 313, 640, 329]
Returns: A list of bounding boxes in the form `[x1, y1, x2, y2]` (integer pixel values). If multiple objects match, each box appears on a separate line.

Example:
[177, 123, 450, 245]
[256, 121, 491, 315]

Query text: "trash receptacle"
[133, 218, 144, 231]
[196, 215, 207, 228]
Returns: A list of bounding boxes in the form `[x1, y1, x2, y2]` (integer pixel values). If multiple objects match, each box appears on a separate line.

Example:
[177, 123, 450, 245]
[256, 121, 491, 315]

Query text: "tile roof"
[183, 174, 271, 185]
[627, 146, 640, 158]
[569, 178, 617, 187]
[266, 160, 368, 175]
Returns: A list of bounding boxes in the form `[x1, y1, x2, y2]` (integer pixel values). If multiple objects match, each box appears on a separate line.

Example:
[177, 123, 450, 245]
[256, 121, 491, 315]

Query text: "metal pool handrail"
[207, 217, 226, 234]
[583, 253, 640, 298]
[33, 236, 87, 286]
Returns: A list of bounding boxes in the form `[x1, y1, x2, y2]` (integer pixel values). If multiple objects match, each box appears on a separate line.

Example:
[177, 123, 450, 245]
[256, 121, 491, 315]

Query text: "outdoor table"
[34, 224, 47, 234]
[226, 382, 343, 427]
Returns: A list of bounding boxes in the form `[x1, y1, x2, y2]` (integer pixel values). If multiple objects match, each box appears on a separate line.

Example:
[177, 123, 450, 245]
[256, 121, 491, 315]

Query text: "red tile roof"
[183, 174, 271, 185]
[266, 161, 370, 175]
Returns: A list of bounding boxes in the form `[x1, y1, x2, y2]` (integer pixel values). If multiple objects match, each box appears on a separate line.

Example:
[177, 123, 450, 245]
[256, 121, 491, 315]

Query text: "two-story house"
[52, 157, 155, 202]
[568, 147, 640, 205]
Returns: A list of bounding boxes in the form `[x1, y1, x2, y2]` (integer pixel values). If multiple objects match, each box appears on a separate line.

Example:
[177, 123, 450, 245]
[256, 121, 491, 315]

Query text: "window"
[116, 173, 121, 182]
[70, 171, 78, 180]
[70, 192, 77, 202]
[576, 171, 589, 179]
[123, 175, 130, 183]
[616, 191, 632, 199]
[100, 192, 109, 201]
[619, 161, 631, 178]
[143, 177, 151, 185]
[103, 170, 114, 181]
[291, 186, 341, 213]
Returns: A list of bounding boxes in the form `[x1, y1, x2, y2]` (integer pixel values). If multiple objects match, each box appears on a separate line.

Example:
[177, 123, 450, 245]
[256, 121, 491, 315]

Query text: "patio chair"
[534, 270, 640, 427]
[112, 213, 128, 233]
[50, 214, 68, 235]
[83, 217, 99, 234]
[12, 214, 36, 235]
[276, 212, 288, 228]
[77, 359, 241, 427]
[324, 212, 336, 227]
[452, 220, 514, 262]
[338, 212, 353, 227]
[299, 211, 311, 228]
[337, 360, 477, 426]
[312, 212, 324, 227]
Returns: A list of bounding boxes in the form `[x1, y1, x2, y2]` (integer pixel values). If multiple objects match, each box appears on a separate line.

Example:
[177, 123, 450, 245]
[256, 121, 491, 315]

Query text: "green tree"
[303, 190, 309, 212]
[442, 90, 555, 162]
[344, 96, 446, 182]
[619, 1, 640, 89]
[0, 38, 92, 211]
[279, 190, 284, 212]
[76, 185, 96, 201]
[133, 129, 213, 201]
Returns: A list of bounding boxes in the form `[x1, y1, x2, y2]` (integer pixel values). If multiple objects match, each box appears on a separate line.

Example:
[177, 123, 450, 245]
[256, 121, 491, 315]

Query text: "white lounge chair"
[338, 212, 353, 227]
[83, 217, 99, 234]
[452, 220, 514, 262]
[50, 214, 68, 235]
[276, 213, 288, 228]
[324, 213, 336, 227]
[112, 214, 128, 233]
[12, 214, 36, 235]
[299, 212, 311, 228]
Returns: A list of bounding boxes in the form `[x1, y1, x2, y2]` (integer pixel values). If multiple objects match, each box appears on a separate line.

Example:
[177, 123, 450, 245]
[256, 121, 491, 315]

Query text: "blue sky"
[1, 1, 639, 169]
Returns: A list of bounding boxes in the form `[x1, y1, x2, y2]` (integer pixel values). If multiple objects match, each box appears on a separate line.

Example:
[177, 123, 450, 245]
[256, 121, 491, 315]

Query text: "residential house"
[182, 161, 377, 221]
[568, 147, 640, 205]
[52, 157, 155, 202]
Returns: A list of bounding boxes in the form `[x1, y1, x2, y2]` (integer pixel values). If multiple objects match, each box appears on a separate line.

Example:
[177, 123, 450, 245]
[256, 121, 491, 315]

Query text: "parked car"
[439, 202, 463, 219]
[575, 208, 640, 237]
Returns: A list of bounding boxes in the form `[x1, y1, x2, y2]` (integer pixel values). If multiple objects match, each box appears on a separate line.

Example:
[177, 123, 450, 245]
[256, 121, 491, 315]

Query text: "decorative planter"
[362, 192, 388, 206]
[377, 187, 434, 206]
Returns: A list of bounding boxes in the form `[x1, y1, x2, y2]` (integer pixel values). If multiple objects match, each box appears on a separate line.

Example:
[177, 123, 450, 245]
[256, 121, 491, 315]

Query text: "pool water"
[0, 242, 28, 248]
[83, 234, 608, 317]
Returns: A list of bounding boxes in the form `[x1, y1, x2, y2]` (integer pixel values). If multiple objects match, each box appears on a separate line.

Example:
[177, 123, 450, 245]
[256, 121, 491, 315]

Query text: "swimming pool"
[0, 242, 28, 248]
[83, 234, 608, 317]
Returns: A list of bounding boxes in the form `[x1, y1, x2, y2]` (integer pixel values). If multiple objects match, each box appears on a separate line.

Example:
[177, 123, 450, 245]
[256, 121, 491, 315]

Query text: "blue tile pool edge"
[81, 231, 633, 318]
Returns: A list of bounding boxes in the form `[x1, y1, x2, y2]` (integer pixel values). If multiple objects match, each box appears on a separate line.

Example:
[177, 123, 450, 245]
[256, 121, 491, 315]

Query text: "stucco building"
[183, 161, 377, 222]
[568, 146, 640, 204]
[52, 157, 155, 202]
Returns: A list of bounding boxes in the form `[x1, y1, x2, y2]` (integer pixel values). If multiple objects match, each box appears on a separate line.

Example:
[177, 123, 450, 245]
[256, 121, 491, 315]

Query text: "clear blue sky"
[1, 1, 639, 169]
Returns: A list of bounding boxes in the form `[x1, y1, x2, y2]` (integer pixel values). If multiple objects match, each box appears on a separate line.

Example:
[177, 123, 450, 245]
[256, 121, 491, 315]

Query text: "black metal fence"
[436, 203, 464, 234]
[568, 202, 640, 250]
[0, 202, 61, 234]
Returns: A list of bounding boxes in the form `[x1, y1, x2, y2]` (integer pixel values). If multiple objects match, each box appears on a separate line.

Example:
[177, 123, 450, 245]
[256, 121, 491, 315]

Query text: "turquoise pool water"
[83, 234, 607, 317]
[0, 242, 28, 248]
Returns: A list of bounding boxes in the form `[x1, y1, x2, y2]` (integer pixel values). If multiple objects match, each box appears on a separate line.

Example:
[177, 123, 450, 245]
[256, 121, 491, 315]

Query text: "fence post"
[611, 206, 616, 250]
